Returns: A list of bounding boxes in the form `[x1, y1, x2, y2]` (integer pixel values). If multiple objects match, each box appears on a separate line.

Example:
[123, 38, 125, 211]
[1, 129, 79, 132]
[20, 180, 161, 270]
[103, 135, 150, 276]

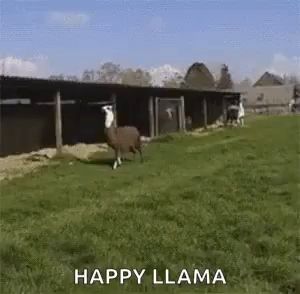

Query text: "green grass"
[0, 116, 299, 293]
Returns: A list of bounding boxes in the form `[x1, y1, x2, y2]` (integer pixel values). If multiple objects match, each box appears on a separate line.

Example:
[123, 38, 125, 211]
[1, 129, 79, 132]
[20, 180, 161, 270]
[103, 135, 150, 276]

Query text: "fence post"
[222, 97, 227, 126]
[54, 90, 63, 154]
[148, 96, 155, 138]
[155, 97, 159, 136]
[180, 96, 186, 132]
[203, 97, 207, 129]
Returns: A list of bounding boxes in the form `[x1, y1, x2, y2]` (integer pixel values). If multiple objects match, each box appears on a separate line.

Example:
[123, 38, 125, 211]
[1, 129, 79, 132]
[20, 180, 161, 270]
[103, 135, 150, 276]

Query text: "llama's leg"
[113, 159, 118, 170]
[113, 149, 120, 169]
[135, 138, 143, 163]
[137, 147, 143, 163]
[241, 117, 244, 127]
[130, 147, 137, 161]
[117, 150, 122, 166]
[117, 156, 122, 166]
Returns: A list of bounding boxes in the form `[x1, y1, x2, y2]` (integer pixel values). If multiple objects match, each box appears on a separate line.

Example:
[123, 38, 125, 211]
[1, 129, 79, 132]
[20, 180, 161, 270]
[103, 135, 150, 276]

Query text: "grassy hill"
[0, 115, 299, 293]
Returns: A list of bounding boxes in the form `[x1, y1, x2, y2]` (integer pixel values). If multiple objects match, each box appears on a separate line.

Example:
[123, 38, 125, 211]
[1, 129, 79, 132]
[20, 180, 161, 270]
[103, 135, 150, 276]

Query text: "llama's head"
[102, 105, 113, 113]
[101, 105, 114, 128]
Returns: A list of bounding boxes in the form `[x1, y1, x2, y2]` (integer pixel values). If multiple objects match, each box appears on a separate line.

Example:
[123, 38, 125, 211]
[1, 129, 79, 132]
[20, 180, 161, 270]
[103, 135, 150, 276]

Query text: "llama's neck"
[104, 110, 118, 144]
[104, 111, 114, 128]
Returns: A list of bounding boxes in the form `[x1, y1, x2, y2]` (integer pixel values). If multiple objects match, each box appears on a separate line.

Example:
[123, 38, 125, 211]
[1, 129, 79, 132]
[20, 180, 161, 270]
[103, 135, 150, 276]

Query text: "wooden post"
[203, 97, 207, 129]
[110, 93, 117, 127]
[155, 97, 159, 136]
[148, 96, 155, 138]
[222, 97, 227, 126]
[76, 100, 81, 144]
[178, 105, 183, 132]
[54, 90, 63, 154]
[180, 96, 186, 132]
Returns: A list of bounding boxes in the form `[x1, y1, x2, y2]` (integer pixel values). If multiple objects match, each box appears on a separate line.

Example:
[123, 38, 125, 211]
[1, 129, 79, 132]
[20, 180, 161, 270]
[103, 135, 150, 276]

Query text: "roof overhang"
[0, 75, 241, 102]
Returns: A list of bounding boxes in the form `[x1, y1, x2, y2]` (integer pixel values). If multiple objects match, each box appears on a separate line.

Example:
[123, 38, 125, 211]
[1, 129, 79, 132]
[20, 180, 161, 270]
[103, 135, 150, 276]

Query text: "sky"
[0, 0, 299, 82]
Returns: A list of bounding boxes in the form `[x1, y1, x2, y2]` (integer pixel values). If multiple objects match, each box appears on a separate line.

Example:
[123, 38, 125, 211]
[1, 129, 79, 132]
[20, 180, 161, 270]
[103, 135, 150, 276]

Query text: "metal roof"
[0, 75, 241, 101]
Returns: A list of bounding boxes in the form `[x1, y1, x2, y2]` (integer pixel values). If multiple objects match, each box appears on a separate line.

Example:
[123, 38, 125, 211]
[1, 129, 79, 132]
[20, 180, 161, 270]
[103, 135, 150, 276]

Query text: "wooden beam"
[157, 98, 182, 101]
[88, 101, 115, 106]
[155, 97, 159, 136]
[148, 96, 155, 138]
[110, 93, 117, 127]
[54, 90, 63, 154]
[203, 97, 207, 129]
[180, 96, 186, 132]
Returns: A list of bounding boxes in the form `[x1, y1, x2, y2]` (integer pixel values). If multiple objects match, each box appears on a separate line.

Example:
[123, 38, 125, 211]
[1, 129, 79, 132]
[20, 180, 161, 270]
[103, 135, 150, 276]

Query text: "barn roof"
[183, 63, 215, 89]
[0, 75, 240, 102]
[253, 72, 285, 87]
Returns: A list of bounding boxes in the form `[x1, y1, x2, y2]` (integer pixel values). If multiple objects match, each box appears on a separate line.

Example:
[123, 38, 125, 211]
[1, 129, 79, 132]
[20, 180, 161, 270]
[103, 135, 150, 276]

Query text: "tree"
[239, 78, 252, 87]
[216, 64, 233, 89]
[121, 68, 152, 86]
[49, 74, 65, 80]
[234, 78, 252, 91]
[283, 74, 300, 85]
[82, 70, 95, 82]
[96, 62, 122, 83]
[65, 75, 79, 81]
[162, 73, 184, 88]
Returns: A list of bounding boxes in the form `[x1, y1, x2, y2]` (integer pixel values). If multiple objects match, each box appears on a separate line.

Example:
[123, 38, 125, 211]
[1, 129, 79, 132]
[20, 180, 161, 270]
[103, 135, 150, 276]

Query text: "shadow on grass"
[50, 150, 143, 169]
[78, 153, 136, 167]
[77, 157, 113, 167]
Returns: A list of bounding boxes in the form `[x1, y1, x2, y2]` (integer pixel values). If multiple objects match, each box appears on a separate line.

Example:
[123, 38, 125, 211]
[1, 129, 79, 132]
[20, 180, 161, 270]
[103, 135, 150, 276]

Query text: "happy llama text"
[74, 268, 226, 285]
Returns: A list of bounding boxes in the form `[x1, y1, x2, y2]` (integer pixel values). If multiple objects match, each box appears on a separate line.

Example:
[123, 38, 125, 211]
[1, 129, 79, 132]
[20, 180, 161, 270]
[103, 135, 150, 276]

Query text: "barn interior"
[0, 75, 240, 156]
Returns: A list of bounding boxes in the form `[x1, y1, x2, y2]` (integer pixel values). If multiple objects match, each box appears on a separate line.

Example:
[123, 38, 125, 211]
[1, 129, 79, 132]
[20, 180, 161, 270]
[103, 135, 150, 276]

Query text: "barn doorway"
[155, 97, 185, 135]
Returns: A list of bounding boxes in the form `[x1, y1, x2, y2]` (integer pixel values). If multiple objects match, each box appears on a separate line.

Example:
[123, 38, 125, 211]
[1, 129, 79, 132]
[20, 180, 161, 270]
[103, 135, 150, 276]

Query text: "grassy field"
[0, 115, 299, 293]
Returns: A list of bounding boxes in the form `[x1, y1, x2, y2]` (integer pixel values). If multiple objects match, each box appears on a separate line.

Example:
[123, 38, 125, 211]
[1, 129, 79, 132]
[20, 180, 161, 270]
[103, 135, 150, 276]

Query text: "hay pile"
[62, 143, 108, 160]
[0, 143, 108, 182]
[0, 137, 152, 182]
[188, 120, 224, 137]
[0, 152, 52, 182]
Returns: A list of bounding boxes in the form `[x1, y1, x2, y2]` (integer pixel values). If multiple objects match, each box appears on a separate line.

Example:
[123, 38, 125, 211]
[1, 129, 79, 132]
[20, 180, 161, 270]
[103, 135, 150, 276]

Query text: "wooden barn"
[0, 75, 240, 156]
[253, 72, 285, 87]
[241, 71, 299, 113]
